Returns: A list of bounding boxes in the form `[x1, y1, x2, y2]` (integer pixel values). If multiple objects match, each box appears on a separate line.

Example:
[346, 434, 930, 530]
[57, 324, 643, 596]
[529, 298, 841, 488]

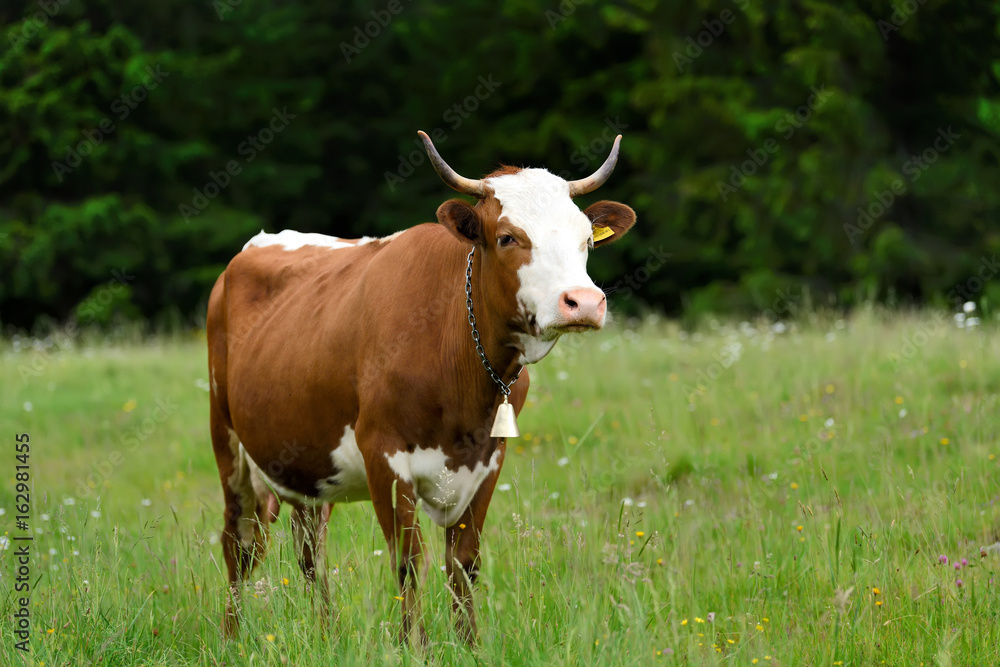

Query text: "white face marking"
[385, 447, 502, 527]
[486, 169, 601, 357]
[242, 229, 406, 252]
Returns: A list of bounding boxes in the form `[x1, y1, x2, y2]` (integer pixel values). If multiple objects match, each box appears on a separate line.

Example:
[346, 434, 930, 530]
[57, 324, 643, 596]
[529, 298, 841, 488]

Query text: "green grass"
[2, 309, 999, 665]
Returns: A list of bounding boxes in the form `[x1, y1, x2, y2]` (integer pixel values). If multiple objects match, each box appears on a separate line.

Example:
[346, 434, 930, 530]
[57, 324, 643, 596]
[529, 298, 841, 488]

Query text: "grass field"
[2, 309, 999, 665]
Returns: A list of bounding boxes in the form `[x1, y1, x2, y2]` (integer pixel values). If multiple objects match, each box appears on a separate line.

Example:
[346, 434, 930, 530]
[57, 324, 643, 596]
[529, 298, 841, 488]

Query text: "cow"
[205, 130, 637, 644]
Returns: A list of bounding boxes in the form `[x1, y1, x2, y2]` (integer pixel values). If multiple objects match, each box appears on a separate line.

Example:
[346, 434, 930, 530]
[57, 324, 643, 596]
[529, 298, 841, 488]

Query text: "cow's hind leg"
[290, 502, 333, 623]
[211, 420, 273, 637]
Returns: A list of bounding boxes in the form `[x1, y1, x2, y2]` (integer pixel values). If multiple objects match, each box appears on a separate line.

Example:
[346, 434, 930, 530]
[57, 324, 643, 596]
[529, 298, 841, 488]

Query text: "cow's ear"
[437, 199, 483, 244]
[584, 201, 636, 248]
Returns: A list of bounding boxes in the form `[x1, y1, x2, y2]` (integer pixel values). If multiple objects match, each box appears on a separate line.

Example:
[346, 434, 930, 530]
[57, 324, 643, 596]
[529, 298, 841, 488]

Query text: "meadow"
[1, 309, 999, 666]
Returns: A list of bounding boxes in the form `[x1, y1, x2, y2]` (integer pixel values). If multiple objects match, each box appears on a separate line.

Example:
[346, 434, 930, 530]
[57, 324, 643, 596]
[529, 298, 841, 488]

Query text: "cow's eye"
[498, 234, 518, 247]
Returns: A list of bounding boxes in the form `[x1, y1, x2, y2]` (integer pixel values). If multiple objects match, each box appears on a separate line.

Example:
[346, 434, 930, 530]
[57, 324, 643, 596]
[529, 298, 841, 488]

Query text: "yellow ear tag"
[592, 225, 615, 242]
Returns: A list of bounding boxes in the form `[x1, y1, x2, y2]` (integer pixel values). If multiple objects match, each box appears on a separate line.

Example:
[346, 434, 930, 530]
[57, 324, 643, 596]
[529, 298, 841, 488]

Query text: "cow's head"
[419, 130, 636, 364]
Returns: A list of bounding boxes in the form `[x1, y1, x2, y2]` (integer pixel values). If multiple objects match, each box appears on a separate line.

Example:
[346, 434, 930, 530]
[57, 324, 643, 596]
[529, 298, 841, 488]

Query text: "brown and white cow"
[205, 131, 636, 643]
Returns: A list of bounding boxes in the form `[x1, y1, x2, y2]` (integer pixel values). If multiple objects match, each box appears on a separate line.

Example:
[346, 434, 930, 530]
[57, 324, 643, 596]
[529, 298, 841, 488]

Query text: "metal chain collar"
[466, 246, 522, 396]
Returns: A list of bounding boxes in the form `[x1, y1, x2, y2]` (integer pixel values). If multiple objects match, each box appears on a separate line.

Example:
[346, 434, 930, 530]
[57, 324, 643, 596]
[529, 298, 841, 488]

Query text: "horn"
[417, 130, 486, 198]
[567, 134, 622, 197]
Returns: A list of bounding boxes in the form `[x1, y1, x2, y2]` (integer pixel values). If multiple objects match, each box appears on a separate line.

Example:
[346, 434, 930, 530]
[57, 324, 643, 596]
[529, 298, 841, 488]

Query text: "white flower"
[72, 550, 79, 556]
[771, 322, 787, 334]
[684, 499, 695, 507]
[622, 497, 634, 507]
[63, 497, 75, 506]
[0, 508, 4, 516]
[23, 401, 33, 412]
[899, 408, 907, 418]
[964, 301, 976, 313]
[140, 498, 152, 507]
[497, 483, 511, 492]
[637, 501, 647, 508]
[557, 457, 569, 467]
[0, 535, 9, 550]
[90, 510, 101, 519]
[208, 533, 219, 545]
[824, 418, 835, 428]
[40, 514, 50, 521]
[49, 548, 57, 556]
[373, 549, 384, 556]
[549, 492, 560, 500]
[966, 317, 981, 328]
[825, 332, 836, 342]
[557, 371, 569, 381]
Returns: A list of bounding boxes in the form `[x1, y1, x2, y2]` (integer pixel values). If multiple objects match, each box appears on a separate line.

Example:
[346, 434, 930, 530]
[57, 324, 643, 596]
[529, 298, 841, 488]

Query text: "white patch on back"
[513, 332, 559, 365]
[385, 447, 502, 527]
[486, 169, 601, 345]
[242, 229, 405, 252]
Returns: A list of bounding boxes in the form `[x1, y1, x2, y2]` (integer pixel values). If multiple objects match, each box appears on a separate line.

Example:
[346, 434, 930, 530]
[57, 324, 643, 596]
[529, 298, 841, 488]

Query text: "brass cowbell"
[490, 394, 520, 438]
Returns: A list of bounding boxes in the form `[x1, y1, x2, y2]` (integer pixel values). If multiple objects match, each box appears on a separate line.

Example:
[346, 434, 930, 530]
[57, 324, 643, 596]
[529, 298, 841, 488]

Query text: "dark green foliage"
[2, 0, 999, 329]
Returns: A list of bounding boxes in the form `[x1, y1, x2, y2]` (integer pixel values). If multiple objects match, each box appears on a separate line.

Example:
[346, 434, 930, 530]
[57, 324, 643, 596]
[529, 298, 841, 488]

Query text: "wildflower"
[680, 619, 688, 626]
[753, 660, 759, 665]
[567, 436, 578, 445]
[281, 578, 289, 585]
[961, 558, 968, 567]
[956, 579, 963, 588]
[762, 617, 769, 622]
[790, 482, 799, 490]
[796, 525, 803, 532]
[707, 612, 715, 622]
[669, 373, 679, 381]
[47, 628, 54, 634]
[623, 498, 634, 507]
[695, 617, 704, 623]
[394, 595, 404, 601]
[876, 600, 883, 606]
[872, 587, 880, 595]
[141, 499, 152, 507]
[90, 510, 101, 519]
[123, 399, 137, 413]
[727, 639, 735, 644]
[373, 549, 383, 556]
[266, 634, 275, 642]
[954, 562, 961, 571]
[940, 438, 950, 446]
[557, 457, 569, 467]
[657, 558, 663, 565]
[939, 555, 948, 565]
[799, 414, 808, 422]
[826, 384, 835, 394]
[497, 483, 511, 491]
[756, 624, 764, 631]
[894, 396, 903, 405]
[636, 531, 645, 538]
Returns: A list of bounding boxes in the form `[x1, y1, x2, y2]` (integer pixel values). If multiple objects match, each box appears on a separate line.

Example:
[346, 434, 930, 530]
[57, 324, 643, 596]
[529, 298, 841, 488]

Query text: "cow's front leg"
[361, 433, 427, 645]
[445, 443, 504, 645]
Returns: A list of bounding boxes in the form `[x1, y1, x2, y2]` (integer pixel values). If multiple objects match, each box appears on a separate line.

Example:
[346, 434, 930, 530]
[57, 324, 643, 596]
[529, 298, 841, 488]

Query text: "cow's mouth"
[553, 323, 599, 334]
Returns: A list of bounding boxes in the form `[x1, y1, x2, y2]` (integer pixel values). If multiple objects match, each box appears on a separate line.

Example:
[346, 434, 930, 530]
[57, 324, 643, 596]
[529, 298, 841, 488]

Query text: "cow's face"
[436, 168, 636, 364]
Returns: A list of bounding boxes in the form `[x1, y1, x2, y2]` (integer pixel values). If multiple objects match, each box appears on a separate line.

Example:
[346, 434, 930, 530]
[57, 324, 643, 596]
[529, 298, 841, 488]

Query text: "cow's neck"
[450, 244, 521, 409]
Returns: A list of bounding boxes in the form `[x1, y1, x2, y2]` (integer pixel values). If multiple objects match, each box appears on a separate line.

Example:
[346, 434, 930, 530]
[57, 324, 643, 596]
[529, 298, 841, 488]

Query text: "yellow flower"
[47, 628, 55, 634]
[727, 639, 735, 644]
[796, 525, 803, 532]
[894, 396, 903, 405]
[657, 558, 663, 565]
[595, 639, 599, 646]
[872, 587, 880, 595]
[122, 399, 137, 413]
[281, 577, 289, 585]
[825, 384, 835, 394]
[765, 657, 771, 661]
[763, 618, 769, 622]
[394, 595, 404, 601]
[636, 531, 645, 537]
[756, 624, 764, 631]
[876, 600, 883, 607]
[790, 482, 799, 490]
[568, 436, 578, 445]
[940, 438, 950, 446]
[459, 524, 467, 530]
[681, 619, 688, 626]
[266, 634, 275, 642]
[695, 617, 704, 623]
[753, 660, 759, 665]
[799, 414, 808, 422]
[990, 454, 996, 461]
[710, 418, 720, 426]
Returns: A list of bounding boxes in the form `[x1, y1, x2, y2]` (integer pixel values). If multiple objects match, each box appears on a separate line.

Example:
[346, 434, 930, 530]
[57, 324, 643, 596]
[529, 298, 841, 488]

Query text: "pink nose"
[558, 288, 607, 329]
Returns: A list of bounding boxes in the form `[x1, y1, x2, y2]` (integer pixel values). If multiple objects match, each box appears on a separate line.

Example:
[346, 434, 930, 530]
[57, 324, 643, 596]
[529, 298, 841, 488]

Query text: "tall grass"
[1, 309, 998, 665]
